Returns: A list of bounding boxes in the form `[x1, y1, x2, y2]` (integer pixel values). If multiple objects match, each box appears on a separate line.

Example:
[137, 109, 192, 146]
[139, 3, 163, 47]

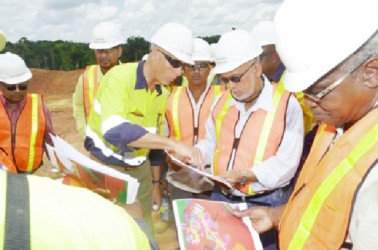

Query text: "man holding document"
[185, 29, 304, 249]
[234, 0, 378, 249]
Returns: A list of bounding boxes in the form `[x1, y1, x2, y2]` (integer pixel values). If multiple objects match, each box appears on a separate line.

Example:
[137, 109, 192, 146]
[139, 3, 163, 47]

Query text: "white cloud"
[1, 0, 283, 43]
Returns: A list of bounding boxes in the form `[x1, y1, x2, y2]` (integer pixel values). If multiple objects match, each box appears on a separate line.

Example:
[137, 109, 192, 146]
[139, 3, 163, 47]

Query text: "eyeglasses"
[5, 84, 28, 91]
[184, 63, 210, 71]
[221, 61, 256, 84]
[158, 49, 183, 68]
[303, 59, 366, 104]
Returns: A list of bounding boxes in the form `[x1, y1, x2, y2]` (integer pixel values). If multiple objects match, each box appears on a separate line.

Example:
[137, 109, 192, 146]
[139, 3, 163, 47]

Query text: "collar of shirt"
[135, 61, 162, 95]
[186, 83, 212, 107]
[271, 63, 286, 83]
[229, 75, 274, 113]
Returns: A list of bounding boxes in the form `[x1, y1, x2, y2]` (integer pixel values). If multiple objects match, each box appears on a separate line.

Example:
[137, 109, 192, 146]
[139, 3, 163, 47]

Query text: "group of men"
[1, 0, 377, 248]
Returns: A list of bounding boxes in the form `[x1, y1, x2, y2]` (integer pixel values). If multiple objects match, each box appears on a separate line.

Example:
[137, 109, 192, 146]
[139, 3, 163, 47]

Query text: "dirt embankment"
[29, 68, 84, 151]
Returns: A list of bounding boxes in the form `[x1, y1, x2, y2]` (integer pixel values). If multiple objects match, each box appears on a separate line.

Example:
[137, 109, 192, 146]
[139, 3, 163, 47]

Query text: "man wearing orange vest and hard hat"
[72, 22, 124, 138]
[191, 29, 304, 249]
[234, 0, 378, 249]
[85, 22, 196, 230]
[0, 52, 55, 174]
[165, 38, 225, 200]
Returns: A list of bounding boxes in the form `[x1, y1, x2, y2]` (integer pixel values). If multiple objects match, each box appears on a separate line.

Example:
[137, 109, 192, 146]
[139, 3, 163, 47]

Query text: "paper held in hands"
[165, 150, 234, 191]
[46, 134, 139, 204]
[173, 198, 263, 250]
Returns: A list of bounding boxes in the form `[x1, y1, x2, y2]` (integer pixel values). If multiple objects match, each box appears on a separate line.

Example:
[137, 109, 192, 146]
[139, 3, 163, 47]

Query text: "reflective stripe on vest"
[279, 108, 378, 249]
[212, 85, 290, 195]
[0, 94, 46, 172]
[166, 85, 224, 145]
[274, 71, 315, 134]
[27, 94, 39, 171]
[86, 126, 148, 166]
[83, 65, 100, 119]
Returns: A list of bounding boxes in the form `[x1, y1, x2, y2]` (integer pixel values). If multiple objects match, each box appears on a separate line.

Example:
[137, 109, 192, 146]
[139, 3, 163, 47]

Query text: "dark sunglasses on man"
[4, 83, 28, 91]
[158, 49, 183, 68]
[221, 61, 256, 84]
[184, 63, 210, 71]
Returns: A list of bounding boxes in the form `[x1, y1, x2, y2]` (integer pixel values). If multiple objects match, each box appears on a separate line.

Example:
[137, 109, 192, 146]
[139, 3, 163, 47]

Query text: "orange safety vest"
[279, 108, 378, 250]
[0, 94, 46, 172]
[83, 65, 101, 120]
[166, 85, 224, 145]
[212, 84, 290, 195]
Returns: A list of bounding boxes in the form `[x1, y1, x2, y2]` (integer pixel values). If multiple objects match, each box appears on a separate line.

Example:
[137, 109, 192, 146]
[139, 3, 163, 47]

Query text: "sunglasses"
[221, 61, 256, 84]
[5, 84, 28, 91]
[184, 63, 210, 71]
[158, 49, 183, 68]
[303, 58, 367, 104]
[94, 46, 119, 55]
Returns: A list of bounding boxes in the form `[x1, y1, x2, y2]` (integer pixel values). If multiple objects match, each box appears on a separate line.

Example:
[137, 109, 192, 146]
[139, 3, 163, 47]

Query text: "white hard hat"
[192, 38, 212, 62]
[275, 0, 378, 92]
[213, 29, 262, 74]
[210, 43, 218, 60]
[150, 22, 194, 64]
[251, 20, 276, 47]
[0, 30, 6, 51]
[0, 52, 32, 84]
[89, 22, 124, 49]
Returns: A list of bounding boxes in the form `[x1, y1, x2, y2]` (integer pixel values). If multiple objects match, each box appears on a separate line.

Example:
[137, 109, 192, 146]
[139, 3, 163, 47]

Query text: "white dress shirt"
[347, 102, 378, 249]
[196, 76, 304, 193]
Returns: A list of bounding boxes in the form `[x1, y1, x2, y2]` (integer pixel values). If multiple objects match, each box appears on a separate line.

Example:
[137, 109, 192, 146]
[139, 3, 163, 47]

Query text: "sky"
[1, 0, 283, 43]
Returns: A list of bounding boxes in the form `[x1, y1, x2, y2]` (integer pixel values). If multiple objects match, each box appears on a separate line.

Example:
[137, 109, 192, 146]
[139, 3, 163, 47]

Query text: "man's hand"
[220, 169, 257, 186]
[171, 142, 205, 169]
[166, 155, 182, 171]
[233, 205, 284, 233]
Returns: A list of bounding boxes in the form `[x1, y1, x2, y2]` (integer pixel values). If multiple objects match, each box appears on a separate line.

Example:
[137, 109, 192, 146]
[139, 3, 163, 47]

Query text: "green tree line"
[2, 35, 220, 71]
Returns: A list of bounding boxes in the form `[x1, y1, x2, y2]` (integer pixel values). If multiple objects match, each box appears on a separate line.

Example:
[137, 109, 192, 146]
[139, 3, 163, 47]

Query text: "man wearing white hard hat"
[73, 22, 124, 138]
[165, 38, 225, 201]
[192, 29, 304, 248]
[234, 0, 378, 249]
[85, 22, 196, 229]
[252, 20, 316, 135]
[0, 52, 55, 174]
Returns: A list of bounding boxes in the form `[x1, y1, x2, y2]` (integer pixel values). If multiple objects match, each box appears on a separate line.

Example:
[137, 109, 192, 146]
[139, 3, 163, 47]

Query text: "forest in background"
[3, 35, 220, 71]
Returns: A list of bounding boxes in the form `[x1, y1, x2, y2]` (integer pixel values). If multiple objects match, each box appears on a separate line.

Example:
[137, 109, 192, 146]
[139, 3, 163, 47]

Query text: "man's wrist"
[152, 178, 162, 185]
